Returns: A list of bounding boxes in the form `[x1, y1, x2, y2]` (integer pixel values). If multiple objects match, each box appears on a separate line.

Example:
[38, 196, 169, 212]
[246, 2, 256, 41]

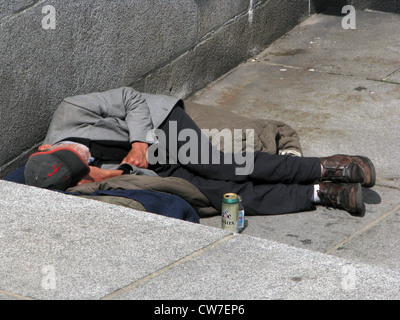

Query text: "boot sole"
[350, 183, 365, 216]
[356, 156, 376, 188]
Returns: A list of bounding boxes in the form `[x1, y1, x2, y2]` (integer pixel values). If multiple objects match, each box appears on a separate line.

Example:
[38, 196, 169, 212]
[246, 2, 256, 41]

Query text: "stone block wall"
[0, 0, 330, 177]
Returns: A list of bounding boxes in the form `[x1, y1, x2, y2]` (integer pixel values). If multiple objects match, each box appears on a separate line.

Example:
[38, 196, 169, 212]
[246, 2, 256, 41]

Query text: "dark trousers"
[153, 107, 321, 215]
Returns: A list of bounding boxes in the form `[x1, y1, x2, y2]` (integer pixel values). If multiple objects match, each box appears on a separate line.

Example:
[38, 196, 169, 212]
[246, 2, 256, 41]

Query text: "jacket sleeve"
[43, 87, 155, 145]
[121, 87, 154, 144]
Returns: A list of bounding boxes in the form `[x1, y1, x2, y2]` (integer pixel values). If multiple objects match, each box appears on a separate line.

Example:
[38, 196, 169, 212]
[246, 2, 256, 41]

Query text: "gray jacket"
[43, 87, 182, 145]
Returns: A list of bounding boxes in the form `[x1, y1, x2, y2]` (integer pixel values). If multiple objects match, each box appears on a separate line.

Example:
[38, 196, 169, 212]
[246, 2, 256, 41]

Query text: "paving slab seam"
[260, 61, 356, 79]
[382, 67, 400, 81]
[261, 61, 308, 71]
[0, 289, 34, 300]
[376, 182, 400, 191]
[366, 77, 400, 86]
[324, 203, 400, 255]
[100, 234, 234, 300]
[261, 61, 347, 75]
[262, 61, 400, 85]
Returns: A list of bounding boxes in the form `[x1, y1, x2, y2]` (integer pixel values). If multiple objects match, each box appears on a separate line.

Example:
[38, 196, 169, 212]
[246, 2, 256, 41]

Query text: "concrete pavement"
[193, 8, 400, 273]
[0, 9, 399, 300]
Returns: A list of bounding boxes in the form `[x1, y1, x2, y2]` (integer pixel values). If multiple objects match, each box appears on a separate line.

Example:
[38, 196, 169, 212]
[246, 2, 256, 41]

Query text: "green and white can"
[221, 193, 239, 233]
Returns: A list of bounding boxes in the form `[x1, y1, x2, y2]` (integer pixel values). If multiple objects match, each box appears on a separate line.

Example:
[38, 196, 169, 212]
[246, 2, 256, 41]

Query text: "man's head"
[24, 142, 91, 191]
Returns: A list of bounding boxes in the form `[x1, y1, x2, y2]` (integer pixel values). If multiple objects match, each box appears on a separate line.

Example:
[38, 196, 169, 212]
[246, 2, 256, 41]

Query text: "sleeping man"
[24, 87, 376, 216]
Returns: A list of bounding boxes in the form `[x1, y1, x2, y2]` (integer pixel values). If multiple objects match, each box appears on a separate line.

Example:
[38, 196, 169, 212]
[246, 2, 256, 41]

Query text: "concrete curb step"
[0, 180, 399, 300]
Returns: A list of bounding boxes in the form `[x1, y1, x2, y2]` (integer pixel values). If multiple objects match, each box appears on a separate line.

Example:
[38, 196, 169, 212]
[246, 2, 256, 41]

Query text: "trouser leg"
[156, 106, 321, 185]
[157, 164, 315, 215]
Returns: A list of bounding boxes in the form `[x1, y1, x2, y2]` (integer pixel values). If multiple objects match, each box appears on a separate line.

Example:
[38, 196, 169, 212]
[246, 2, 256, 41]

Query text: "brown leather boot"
[318, 182, 365, 216]
[320, 155, 376, 188]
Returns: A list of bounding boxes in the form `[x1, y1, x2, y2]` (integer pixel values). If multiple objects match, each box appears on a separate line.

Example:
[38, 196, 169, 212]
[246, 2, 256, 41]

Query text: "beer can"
[221, 193, 239, 233]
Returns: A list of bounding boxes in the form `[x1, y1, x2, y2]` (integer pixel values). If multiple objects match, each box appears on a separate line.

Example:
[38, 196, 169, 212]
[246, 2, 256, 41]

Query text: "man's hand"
[121, 142, 149, 169]
[77, 166, 123, 186]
